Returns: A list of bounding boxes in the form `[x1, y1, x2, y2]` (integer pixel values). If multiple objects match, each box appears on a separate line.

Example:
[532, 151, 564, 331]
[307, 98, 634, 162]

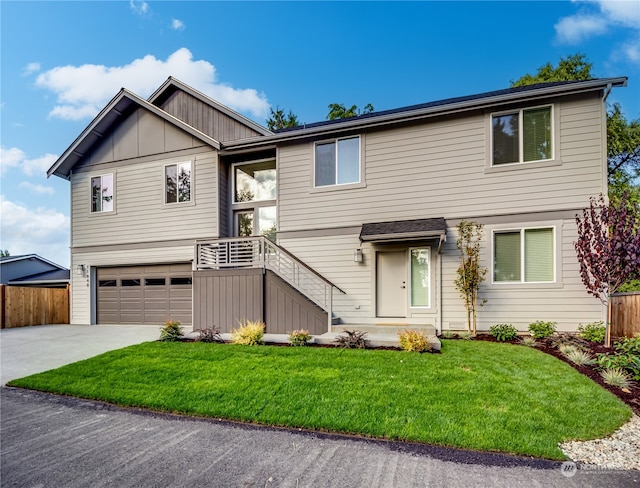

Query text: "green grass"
[8, 340, 631, 459]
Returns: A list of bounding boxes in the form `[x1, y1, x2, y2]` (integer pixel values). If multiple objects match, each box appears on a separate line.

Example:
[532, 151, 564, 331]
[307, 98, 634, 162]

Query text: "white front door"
[376, 251, 407, 317]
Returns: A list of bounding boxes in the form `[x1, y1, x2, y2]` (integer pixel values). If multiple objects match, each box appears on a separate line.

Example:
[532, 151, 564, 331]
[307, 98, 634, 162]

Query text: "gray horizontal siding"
[278, 93, 605, 232]
[71, 150, 218, 248]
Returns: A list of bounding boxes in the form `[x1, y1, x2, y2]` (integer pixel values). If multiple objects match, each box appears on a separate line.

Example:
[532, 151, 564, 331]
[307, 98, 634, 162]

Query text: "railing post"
[326, 285, 333, 333]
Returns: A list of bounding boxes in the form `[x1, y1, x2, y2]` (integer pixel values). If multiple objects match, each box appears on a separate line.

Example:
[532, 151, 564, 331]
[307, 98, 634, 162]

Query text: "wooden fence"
[0, 285, 70, 328]
[611, 292, 640, 338]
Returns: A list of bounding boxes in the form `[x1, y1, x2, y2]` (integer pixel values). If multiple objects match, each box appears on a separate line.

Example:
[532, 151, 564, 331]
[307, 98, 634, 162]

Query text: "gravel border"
[560, 414, 640, 470]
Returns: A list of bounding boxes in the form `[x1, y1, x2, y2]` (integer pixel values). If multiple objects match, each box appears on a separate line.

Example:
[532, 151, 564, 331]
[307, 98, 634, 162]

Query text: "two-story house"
[48, 76, 627, 337]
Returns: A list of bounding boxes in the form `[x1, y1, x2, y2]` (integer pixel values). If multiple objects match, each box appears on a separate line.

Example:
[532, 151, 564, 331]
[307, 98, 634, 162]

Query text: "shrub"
[600, 368, 632, 389]
[196, 326, 224, 343]
[489, 323, 518, 342]
[596, 335, 640, 381]
[231, 320, 265, 346]
[558, 344, 578, 355]
[159, 320, 184, 342]
[440, 330, 456, 339]
[335, 330, 368, 349]
[528, 321, 557, 339]
[564, 349, 596, 366]
[398, 329, 432, 352]
[288, 329, 311, 346]
[457, 331, 472, 340]
[577, 321, 606, 344]
[615, 335, 640, 355]
[520, 336, 537, 347]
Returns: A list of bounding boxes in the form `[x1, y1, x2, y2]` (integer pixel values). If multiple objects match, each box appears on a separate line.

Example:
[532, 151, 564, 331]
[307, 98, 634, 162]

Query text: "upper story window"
[315, 136, 360, 187]
[233, 160, 276, 203]
[165, 162, 191, 204]
[492, 106, 553, 165]
[493, 227, 555, 283]
[91, 174, 114, 213]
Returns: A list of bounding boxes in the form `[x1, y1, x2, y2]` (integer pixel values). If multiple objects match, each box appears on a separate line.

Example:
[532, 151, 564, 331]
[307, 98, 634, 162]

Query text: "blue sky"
[1, 0, 639, 268]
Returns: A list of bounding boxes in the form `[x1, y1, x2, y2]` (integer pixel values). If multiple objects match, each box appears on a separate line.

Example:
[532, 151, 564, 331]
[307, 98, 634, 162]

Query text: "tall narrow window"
[492, 106, 552, 165]
[91, 174, 113, 213]
[494, 228, 554, 283]
[410, 248, 430, 307]
[315, 136, 360, 187]
[165, 162, 191, 204]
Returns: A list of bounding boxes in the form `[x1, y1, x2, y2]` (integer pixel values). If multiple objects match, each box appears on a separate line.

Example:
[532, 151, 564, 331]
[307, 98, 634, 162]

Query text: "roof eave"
[222, 77, 628, 151]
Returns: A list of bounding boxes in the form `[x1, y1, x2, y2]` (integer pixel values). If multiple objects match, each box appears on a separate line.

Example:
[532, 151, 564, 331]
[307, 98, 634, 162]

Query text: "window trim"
[313, 135, 363, 188]
[491, 226, 556, 284]
[409, 246, 431, 309]
[488, 104, 556, 168]
[89, 173, 115, 214]
[164, 160, 193, 206]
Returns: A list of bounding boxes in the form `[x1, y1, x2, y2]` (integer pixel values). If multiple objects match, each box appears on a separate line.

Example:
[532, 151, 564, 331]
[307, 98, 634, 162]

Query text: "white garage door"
[97, 264, 192, 325]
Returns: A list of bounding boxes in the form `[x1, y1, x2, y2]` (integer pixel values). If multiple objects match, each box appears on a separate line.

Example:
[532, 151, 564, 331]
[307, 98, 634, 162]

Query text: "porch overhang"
[359, 217, 447, 253]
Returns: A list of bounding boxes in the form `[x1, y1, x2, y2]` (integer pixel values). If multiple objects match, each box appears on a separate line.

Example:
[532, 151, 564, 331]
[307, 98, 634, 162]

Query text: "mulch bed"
[475, 334, 640, 415]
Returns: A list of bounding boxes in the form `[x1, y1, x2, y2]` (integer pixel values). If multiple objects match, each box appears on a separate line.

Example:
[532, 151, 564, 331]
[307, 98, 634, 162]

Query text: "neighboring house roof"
[47, 88, 223, 180]
[8, 268, 71, 286]
[148, 77, 273, 137]
[360, 217, 447, 251]
[0, 254, 66, 269]
[222, 77, 627, 151]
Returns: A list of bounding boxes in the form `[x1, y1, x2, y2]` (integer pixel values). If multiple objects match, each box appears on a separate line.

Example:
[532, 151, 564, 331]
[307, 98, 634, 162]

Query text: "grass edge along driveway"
[8, 340, 631, 460]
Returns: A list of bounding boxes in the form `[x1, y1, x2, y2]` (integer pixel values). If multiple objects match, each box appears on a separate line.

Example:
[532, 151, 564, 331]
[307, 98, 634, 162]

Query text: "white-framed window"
[314, 136, 360, 187]
[410, 247, 430, 308]
[491, 105, 553, 165]
[493, 227, 555, 283]
[233, 160, 276, 203]
[90, 174, 114, 213]
[165, 161, 191, 204]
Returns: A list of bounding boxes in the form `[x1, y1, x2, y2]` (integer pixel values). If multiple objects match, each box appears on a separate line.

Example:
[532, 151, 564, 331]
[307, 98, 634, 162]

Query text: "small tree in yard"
[575, 193, 640, 347]
[454, 221, 487, 336]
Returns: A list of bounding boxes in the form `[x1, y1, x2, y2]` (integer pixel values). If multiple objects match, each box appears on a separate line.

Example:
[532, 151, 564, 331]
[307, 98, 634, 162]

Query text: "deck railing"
[195, 237, 344, 313]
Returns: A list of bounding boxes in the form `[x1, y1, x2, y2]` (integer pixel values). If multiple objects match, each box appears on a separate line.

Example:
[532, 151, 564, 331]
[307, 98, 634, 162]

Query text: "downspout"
[439, 234, 445, 335]
[602, 83, 612, 102]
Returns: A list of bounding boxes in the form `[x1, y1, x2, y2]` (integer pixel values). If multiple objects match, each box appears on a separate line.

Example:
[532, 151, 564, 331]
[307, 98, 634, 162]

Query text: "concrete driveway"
[0, 324, 171, 385]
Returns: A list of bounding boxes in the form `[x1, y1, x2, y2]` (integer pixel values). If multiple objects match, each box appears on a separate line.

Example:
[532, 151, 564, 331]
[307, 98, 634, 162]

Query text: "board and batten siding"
[159, 90, 264, 142]
[277, 93, 605, 232]
[71, 245, 194, 324]
[71, 149, 219, 248]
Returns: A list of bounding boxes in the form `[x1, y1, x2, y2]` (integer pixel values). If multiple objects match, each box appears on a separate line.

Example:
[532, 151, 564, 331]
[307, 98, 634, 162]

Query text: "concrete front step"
[321, 325, 441, 351]
[331, 324, 436, 336]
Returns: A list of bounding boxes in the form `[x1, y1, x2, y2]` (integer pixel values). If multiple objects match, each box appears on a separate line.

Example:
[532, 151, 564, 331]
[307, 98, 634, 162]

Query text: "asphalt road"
[2, 387, 637, 488]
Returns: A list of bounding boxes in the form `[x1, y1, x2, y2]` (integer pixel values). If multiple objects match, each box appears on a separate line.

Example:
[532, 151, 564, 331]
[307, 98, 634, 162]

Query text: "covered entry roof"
[359, 217, 447, 250]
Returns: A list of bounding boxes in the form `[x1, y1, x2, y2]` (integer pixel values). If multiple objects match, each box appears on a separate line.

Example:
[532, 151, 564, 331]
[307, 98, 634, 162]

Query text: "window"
[145, 278, 166, 286]
[121, 279, 141, 286]
[410, 248, 430, 307]
[91, 174, 113, 212]
[98, 280, 116, 287]
[170, 277, 192, 286]
[234, 160, 276, 203]
[315, 136, 360, 186]
[494, 227, 554, 283]
[165, 162, 191, 204]
[492, 106, 552, 165]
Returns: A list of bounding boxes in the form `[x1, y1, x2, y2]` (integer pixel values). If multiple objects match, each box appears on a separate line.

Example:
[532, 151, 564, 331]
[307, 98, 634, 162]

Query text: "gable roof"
[222, 77, 627, 151]
[149, 77, 272, 137]
[8, 268, 70, 286]
[0, 254, 66, 270]
[47, 89, 223, 180]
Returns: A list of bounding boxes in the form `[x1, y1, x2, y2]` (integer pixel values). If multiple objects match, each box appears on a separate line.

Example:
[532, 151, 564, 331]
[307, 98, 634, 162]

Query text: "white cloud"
[19, 182, 55, 195]
[0, 196, 70, 267]
[23, 62, 41, 76]
[35, 48, 270, 121]
[171, 19, 185, 31]
[555, 0, 640, 44]
[0, 146, 58, 176]
[129, 0, 149, 16]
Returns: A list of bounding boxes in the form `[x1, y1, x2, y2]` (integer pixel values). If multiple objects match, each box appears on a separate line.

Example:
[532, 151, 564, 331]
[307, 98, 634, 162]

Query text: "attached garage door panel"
[97, 264, 192, 324]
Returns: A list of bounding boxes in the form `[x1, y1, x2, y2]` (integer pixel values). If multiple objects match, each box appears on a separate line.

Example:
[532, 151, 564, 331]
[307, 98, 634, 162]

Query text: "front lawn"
[8, 340, 631, 459]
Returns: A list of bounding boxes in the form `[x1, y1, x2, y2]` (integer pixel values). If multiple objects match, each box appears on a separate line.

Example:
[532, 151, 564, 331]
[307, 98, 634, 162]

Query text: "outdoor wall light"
[354, 249, 363, 263]
[75, 264, 86, 277]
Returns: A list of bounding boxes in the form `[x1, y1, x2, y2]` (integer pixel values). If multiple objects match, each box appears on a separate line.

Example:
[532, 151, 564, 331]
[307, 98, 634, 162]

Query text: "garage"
[97, 264, 192, 325]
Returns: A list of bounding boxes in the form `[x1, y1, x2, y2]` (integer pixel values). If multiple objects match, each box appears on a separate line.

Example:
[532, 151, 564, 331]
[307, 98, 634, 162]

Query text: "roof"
[8, 268, 71, 285]
[47, 88, 223, 180]
[0, 254, 66, 270]
[222, 77, 627, 151]
[360, 217, 447, 249]
[149, 77, 273, 137]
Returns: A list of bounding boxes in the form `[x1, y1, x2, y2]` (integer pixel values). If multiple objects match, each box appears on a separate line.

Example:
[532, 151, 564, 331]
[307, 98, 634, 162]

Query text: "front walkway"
[0, 324, 175, 385]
